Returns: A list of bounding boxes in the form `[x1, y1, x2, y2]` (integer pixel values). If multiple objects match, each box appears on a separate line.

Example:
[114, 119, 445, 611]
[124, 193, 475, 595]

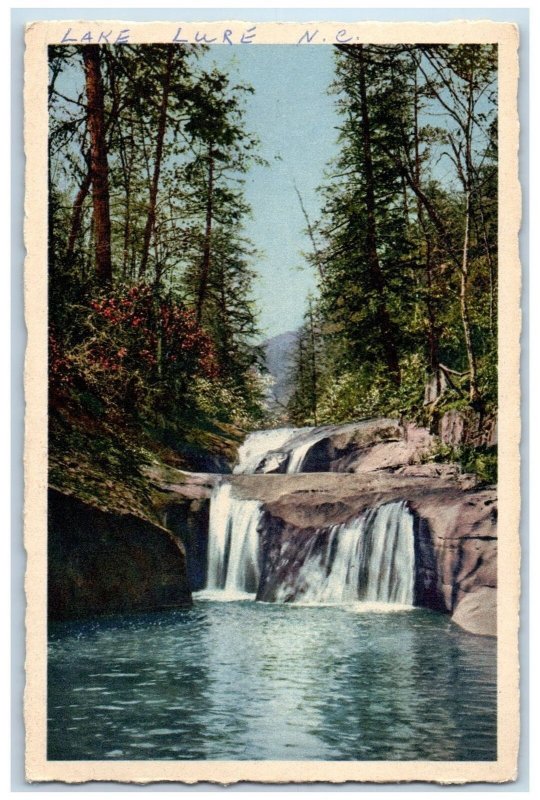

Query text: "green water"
[48, 601, 497, 761]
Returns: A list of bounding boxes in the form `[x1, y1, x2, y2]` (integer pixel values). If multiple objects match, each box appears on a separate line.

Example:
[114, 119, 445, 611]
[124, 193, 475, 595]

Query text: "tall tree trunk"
[413, 68, 440, 385]
[460, 70, 480, 405]
[118, 115, 134, 280]
[139, 47, 173, 278]
[82, 45, 112, 288]
[217, 262, 231, 373]
[474, 192, 496, 337]
[196, 144, 215, 325]
[460, 188, 479, 404]
[357, 45, 401, 385]
[84, 213, 94, 283]
[293, 181, 325, 281]
[308, 301, 318, 424]
[66, 158, 91, 266]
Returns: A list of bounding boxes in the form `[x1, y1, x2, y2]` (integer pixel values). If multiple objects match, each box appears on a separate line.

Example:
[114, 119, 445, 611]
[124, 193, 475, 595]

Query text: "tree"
[399, 44, 497, 404]
[48, 43, 265, 437]
[82, 45, 113, 287]
[290, 43, 497, 427]
[288, 299, 324, 425]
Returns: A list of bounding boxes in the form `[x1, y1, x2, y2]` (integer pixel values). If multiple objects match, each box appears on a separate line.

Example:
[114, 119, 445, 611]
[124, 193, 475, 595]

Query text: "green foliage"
[460, 447, 498, 486]
[288, 43, 497, 435]
[308, 354, 426, 425]
[48, 43, 266, 482]
[191, 374, 266, 429]
[425, 441, 497, 486]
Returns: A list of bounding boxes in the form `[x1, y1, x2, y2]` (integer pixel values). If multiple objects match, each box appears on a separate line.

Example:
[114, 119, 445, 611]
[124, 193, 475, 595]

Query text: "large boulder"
[301, 419, 435, 473]
[48, 488, 192, 620]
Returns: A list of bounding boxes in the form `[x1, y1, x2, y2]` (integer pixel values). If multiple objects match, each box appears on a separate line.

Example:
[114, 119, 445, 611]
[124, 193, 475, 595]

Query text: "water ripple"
[48, 603, 496, 761]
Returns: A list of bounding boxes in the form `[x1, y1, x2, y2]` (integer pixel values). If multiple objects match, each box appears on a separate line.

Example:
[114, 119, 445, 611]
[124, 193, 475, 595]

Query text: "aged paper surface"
[24, 19, 521, 784]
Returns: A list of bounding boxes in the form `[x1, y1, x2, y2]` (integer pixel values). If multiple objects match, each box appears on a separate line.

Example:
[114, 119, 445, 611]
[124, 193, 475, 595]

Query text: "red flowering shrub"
[88, 285, 217, 377]
[49, 283, 219, 414]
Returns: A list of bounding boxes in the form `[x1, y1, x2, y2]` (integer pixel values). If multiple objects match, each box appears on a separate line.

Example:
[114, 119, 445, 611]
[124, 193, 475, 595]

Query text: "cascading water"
[201, 482, 263, 599]
[233, 424, 354, 475]
[233, 427, 311, 474]
[358, 502, 415, 605]
[201, 473, 415, 608]
[285, 437, 316, 474]
[273, 501, 415, 607]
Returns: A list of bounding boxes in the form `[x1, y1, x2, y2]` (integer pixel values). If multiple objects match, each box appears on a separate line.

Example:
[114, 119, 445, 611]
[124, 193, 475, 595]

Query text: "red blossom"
[86, 283, 219, 380]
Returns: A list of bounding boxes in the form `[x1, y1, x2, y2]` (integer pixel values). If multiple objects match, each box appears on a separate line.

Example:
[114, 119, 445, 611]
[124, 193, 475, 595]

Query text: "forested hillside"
[48, 44, 267, 499]
[288, 44, 497, 476]
[48, 43, 498, 501]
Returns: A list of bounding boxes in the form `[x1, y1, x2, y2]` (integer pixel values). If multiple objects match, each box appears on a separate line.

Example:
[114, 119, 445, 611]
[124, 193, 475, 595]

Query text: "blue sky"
[199, 45, 339, 340]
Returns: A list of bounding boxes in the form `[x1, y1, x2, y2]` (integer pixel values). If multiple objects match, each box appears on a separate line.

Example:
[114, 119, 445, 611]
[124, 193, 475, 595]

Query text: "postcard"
[24, 19, 520, 783]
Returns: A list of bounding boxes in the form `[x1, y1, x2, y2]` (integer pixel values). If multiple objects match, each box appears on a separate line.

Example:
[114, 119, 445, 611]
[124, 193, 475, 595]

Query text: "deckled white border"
[24, 19, 521, 784]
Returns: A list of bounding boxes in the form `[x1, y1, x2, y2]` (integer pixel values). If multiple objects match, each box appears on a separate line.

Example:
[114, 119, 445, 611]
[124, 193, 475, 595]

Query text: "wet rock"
[143, 466, 219, 591]
[159, 498, 209, 592]
[451, 587, 497, 637]
[256, 451, 289, 474]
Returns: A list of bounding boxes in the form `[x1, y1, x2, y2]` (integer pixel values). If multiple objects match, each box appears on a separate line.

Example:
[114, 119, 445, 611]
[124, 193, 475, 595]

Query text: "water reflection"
[48, 603, 496, 761]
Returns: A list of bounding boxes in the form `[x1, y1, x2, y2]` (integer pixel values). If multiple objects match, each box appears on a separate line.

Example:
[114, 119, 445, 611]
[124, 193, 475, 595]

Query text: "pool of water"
[48, 601, 497, 761]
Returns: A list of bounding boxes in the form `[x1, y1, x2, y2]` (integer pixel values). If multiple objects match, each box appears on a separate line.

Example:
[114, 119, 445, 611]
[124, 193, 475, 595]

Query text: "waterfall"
[233, 425, 326, 475]
[200, 479, 415, 608]
[358, 502, 415, 605]
[286, 438, 317, 473]
[202, 483, 263, 599]
[273, 501, 415, 607]
[234, 427, 311, 474]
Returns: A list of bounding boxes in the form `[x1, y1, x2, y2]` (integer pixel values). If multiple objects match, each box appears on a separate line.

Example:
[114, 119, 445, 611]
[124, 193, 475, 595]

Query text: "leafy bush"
[314, 353, 426, 424]
[426, 441, 497, 485]
[50, 284, 219, 415]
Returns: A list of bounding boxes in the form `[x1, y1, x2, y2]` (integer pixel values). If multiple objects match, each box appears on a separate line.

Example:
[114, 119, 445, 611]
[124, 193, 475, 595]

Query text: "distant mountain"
[262, 330, 298, 411]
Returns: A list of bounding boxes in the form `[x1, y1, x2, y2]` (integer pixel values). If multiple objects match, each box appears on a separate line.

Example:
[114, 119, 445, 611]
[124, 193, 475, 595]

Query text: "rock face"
[300, 419, 435, 473]
[48, 488, 192, 621]
[228, 469, 497, 637]
[147, 419, 497, 637]
[438, 408, 497, 448]
[143, 467, 218, 591]
[161, 496, 210, 592]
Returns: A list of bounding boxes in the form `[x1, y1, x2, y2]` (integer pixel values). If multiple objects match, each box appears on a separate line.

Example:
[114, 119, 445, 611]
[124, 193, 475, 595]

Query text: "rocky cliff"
[48, 416, 497, 635]
[48, 488, 192, 620]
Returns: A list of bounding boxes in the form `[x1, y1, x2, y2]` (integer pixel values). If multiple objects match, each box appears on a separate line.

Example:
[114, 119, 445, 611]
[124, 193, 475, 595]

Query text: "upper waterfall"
[233, 427, 312, 474]
[233, 425, 334, 474]
[232, 420, 394, 475]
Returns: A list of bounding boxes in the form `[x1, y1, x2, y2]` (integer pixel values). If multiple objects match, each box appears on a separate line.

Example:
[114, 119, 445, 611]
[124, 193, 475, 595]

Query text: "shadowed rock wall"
[48, 488, 192, 620]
